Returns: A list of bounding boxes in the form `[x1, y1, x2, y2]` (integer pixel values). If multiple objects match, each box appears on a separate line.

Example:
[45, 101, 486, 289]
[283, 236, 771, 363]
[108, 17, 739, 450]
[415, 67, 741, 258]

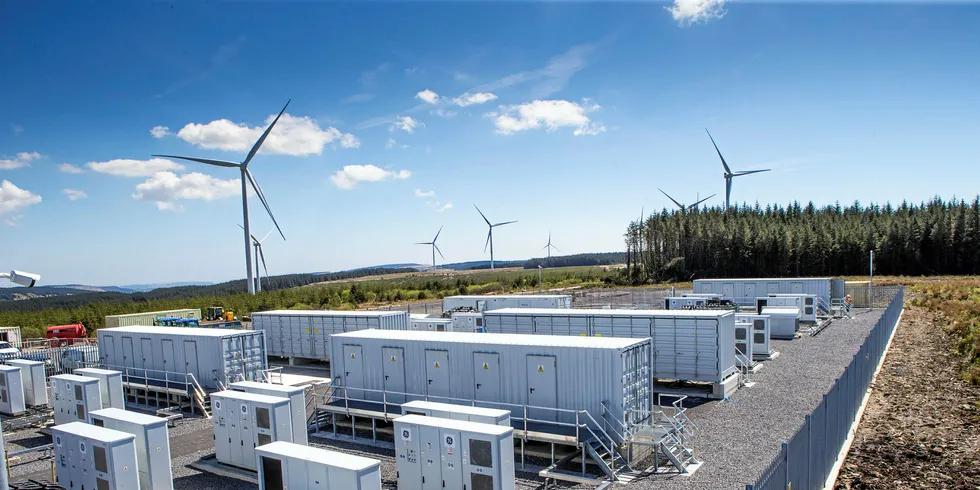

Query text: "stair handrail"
[185, 372, 211, 417]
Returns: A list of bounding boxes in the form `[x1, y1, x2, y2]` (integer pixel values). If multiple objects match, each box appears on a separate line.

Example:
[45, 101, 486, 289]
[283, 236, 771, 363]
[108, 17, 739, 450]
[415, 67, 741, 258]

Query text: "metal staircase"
[626, 396, 699, 474]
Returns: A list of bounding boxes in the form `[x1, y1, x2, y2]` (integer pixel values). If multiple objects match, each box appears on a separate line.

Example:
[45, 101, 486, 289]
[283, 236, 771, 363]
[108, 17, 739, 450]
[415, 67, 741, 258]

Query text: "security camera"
[9, 270, 40, 288]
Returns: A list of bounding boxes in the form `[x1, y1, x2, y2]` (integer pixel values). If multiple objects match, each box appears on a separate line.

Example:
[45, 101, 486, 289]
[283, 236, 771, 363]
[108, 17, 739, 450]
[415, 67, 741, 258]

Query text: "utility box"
[736, 314, 774, 360]
[395, 414, 515, 490]
[230, 380, 308, 446]
[52, 374, 103, 425]
[663, 297, 706, 310]
[768, 294, 818, 322]
[90, 408, 173, 490]
[401, 400, 512, 427]
[450, 312, 485, 332]
[256, 441, 382, 490]
[0, 365, 26, 416]
[75, 367, 126, 410]
[761, 307, 800, 340]
[211, 390, 293, 471]
[733, 322, 754, 361]
[6, 359, 48, 407]
[52, 422, 140, 490]
[410, 316, 455, 332]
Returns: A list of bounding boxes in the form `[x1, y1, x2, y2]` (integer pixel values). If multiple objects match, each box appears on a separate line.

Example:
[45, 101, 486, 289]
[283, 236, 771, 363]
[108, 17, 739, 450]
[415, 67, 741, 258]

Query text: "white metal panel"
[736, 315, 773, 359]
[761, 307, 800, 339]
[256, 441, 382, 490]
[230, 381, 308, 446]
[6, 359, 46, 406]
[401, 400, 511, 426]
[0, 365, 26, 416]
[90, 408, 173, 490]
[75, 368, 125, 410]
[51, 374, 102, 425]
[251, 310, 409, 360]
[211, 390, 293, 471]
[52, 422, 140, 490]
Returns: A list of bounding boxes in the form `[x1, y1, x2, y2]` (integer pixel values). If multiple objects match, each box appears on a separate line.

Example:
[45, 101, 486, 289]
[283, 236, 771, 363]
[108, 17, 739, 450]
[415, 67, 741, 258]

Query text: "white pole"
[538, 265, 543, 292]
[869, 250, 874, 310]
[241, 169, 255, 295]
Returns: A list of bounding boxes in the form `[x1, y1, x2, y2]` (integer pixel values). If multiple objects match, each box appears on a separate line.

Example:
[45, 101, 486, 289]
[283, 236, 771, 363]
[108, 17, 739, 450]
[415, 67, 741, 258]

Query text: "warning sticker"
[351, 353, 356, 359]
[433, 361, 441, 368]
[391, 355, 397, 362]
[483, 362, 489, 370]
[537, 365, 545, 373]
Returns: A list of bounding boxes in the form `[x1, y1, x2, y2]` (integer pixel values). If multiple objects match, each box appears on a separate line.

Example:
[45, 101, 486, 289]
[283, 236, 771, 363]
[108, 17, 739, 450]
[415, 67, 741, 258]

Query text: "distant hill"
[121, 282, 214, 292]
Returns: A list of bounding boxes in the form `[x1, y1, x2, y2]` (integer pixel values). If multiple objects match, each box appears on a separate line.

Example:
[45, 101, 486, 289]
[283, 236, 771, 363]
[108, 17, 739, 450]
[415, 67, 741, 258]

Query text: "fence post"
[805, 414, 812, 490]
[783, 441, 790, 489]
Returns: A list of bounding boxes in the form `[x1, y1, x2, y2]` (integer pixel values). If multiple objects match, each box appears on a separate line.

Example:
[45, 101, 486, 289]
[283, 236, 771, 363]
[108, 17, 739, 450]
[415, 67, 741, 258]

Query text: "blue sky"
[1, 1, 979, 286]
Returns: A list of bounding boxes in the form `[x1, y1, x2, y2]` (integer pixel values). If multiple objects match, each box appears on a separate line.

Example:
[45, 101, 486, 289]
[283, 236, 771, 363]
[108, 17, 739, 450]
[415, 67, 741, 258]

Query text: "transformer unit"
[450, 311, 485, 333]
[256, 441, 382, 490]
[761, 307, 801, 339]
[401, 400, 512, 427]
[75, 367, 126, 410]
[211, 390, 293, 471]
[90, 408, 173, 490]
[395, 414, 515, 490]
[6, 359, 47, 407]
[410, 316, 455, 332]
[663, 297, 706, 310]
[52, 374, 103, 425]
[0, 365, 26, 416]
[229, 380, 308, 445]
[736, 314, 775, 360]
[768, 293, 818, 322]
[442, 294, 572, 312]
[52, 422, 140, 490]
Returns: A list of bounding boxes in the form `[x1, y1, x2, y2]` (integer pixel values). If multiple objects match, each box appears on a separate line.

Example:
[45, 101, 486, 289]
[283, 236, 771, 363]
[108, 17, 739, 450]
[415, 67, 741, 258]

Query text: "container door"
[744, 283, 755, 301]
[101, 335, 114, 367]
[526, 355, 557, 422]
[238, 401, 252, 468]
[722, 283, 734, 299]
[183, 341, 200, 385]
[419, 425, 443, 490]
[700, 282, 712, 293]
[424, 350, 451, 400]
[140, 338, 153, 377]
[767, 282, 779, 294]
[162, 340, 175, 382]
[440, 429, 463, 490]
[122, 337, 135, 372]
[260, 456, 284, 490]
[472, 353, 500, 403]
[342, 344, 365, 400]
[791, 281, 803, 293]
[476, 300, 487, 311]
[383, 347, 407, 404]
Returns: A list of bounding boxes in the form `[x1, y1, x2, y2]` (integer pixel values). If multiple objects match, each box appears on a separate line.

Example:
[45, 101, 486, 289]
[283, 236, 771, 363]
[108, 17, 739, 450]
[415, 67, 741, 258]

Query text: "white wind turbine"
[474, 205, 516, 272]
[542, 232, 560, 259]
[239, 225, 274, 293]
[415, 226, 445, 269]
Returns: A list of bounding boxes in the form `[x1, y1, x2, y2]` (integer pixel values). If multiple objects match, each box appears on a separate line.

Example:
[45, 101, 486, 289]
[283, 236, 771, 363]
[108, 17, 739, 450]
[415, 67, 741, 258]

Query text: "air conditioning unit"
[257, 441, 382, 490]
[52, 422, 140, 490]
[767, 294, 817, 322]
[401, 400, 512, 427]
[75, 368, 125, 410]
[6, 359, 47, 407]
[51, 374, 103, 425]
[230, 380, 308, 445]
[736, 314, 774, 360]
[734, 322, 754, 360]
[90, 408, 173, 490]
[211, 390, 293, 471]
[0, 365, 26, 416]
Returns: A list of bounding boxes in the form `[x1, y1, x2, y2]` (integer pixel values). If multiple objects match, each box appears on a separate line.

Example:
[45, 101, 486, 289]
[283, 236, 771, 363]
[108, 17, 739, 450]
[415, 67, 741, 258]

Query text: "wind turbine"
[415, 226, 445, 269]
[542, 232, 560, 259]
[705, 129, 770, 209]
[659, 188, 717, 211]
[154, 100, 289, 294]
[239, 225, 274, 293]
[474, 205, 516, 271]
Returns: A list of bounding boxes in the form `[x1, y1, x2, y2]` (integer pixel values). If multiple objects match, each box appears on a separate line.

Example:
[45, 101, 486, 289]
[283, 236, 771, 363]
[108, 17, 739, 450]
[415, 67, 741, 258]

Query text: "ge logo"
[403, 430, 410, 438]
[445, 436, 454, 445]
[241, 405, 247, 413]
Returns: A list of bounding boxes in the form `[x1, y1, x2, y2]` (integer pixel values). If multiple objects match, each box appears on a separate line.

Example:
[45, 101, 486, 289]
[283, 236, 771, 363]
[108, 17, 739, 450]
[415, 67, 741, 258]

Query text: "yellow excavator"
[206, 306, 235, 322]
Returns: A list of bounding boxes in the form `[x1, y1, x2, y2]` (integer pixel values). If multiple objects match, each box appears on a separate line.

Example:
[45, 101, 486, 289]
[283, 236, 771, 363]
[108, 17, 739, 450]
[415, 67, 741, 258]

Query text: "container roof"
[98, 326, 257, 337]
[211, 390, 291, 404]
[252, 309, 406, 317]
[445, 294, 570, 299]
[332, 329, 649, 349]
[230, 380, 305, 394]
[256, 441, 381, 470]
[5, 359, 44, 366]
[105, 309, 198, 318]
[0, 365, 20, 372]
[52, 422, 136, 443]
[75, 368, 122, 376]
[402, 400, 510, 417]
[485, 308, 733, 318]
[90, 407, 169, 426]
[52, 373, 100, 383]
[693, 277, 834, 282]
[396, 414, 514, 435]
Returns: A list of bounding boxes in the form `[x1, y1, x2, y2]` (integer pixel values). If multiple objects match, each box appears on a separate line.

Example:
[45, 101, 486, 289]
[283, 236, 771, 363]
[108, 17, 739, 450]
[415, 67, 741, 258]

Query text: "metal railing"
[0, 343, 100, 377]
[745, 286, 904, 490]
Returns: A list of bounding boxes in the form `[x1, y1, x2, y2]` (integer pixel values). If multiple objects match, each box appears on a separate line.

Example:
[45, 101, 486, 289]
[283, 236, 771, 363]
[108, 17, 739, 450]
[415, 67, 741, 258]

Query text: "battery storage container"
[51, 374, 102, 425]
[401, 400, 512, 427]
[52, 422, 140, 490]
[211, 390, 293, 471]
[256, 441, 382, 490]
[0, 365, 26, 416]
[6, 359, 47, 406]
[230, 380, 308, 445]
[90, 408, 173, 490]
[442, 294, 572, 313]
[75, 367, 125, 410]
[693, 278, 842, 306]
[251, 310, 409, 360]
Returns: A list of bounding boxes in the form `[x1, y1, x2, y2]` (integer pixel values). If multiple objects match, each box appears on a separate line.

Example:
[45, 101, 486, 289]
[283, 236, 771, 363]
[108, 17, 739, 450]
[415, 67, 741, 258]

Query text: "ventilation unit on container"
[401, 400, 512, 427]
[736, 314, 774, 360]
[761, 307, 800, 339]
[52, 422, 140, 490]
[451, 311, 485, 332]
[52, 374, 102, 425]
[733, 322, 754, 360]
[663, 297, 707, 310]
[395, 414, 515, 490]
[0, 365, 26, 416]
[409, 316, 455, 332]
[6, 359, 47, 407]
[768, 293, 818, 322]
[230, 380, 308, 446]
[257, 441, 382, 490]
[75, 367, 126, 410]
[90, 407, 173, 490]
[211, 390, 293, 471]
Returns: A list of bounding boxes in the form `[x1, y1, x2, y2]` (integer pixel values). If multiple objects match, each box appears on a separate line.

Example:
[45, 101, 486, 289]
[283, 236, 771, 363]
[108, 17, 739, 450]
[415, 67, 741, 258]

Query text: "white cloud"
[386, 138, 396, 149]
[11, 124, 24, 135]
[133, 171, 240, 211]
[150, 126, 171, 138]
[432, 201, 453, 212]
[330, 165, 411, 190]
[59, 163, 86, 174]
[340, 133, 361, 149]
[343, 93, 376, 103]
[62, 189, 88, 201]
[0, 151, 41, 170]
[432, 109, 457, 118]
[471, 41, 603, 99]
[667, 0, 726, 25]
[87, 158, 186, 177]
[416, 89, 440, 104]
[390, 116, 421, 133]
[453, 72, 471, 81]
[360, 62, 392, 86]
[176, 113, 349, 156]
[494, 99, 605, 136]
[453, 92, 498, 107]
[415, 189, 435, 198]
[0, 180, 42, 217]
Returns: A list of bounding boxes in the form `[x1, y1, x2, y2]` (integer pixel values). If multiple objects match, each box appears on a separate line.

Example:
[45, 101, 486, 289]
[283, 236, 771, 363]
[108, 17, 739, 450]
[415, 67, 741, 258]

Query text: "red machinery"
[46, 323, 87, 343]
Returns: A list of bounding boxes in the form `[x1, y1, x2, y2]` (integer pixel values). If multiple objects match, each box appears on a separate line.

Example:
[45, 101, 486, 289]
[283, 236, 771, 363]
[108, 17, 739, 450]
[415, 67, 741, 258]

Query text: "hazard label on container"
[483, 363, 489, 370]
[537, 365, 544, 373]
[391, 355, 398, 362]
[433, 361, 441, 368]
[351, 353, 356, 359]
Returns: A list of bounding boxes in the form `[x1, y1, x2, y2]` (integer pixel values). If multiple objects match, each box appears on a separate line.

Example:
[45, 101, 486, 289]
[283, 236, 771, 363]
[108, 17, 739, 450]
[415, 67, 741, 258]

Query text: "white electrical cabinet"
[410, 316, 455, 332]
[75, 367, 126, 410]
[401, 400, 512, 427]
[761, 307, 800, 340]
[229, 380, 308, 446]
[0, 365, 26, 416]
[663, 297, 706, 310]
[736, 314, 774, 360]
[52, 374, 103, 425]
[768, 294, 818, 322]
[6, 359, 47, 407]
[52, 422, 140, 490]
[256, 441, 382, 490]
[450, 312, 485, 332]
[733, 322, 754, 361]
[395, 414, 515, 490]
[211, 390, 293, 471]
[90, 408, 173, 490]
[755, 296, 805, 317]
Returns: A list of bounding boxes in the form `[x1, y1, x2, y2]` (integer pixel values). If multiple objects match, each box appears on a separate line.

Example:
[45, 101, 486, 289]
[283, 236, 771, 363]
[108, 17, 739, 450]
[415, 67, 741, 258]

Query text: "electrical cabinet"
[760, 307, 801, 340]
[0, 365, 26, 416]
[756, 296, 805, 319]
[401, 400, 512, 427]
[51, 374, 103, 425]
[733, 322, 754, 361]
[663, 297, 706, 310]
[451, 312, 485, 333]
[256, 441, 382, 490]
[229, 380, 308, 445]
[90, 408, 173, 490]
[6, 359, 47, 407]
[768, 294, 818, 322]
[395, 414, 515, 490]
[736, 314, 774, 360]
[52, 421, 140, 490]
[211, 390, 293, 471]
[75, 367, 126, 410]
[410, 316, 455, 332]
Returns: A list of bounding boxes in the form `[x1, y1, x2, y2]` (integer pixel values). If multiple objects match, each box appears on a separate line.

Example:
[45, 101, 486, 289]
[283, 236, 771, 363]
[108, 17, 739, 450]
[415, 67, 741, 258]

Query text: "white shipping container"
[410, 316, 455, 332]
[401, 400, 512, 427]
[0, 365, 26, 416]
[693, 277, 839, 307]
[211, 390, 293, 471]
[736, 315, 774, 360]
[52, 422, 140, 490]
[105, 309, 201, 329]
[52, 374, 102, 425]
[230, 380, 308, 445]
[330, 330, 651, 441]
[90, 408, 173, 490]
[442, 294, 573, 312]
[75, 367, 125, 409]
[6, 359, 47, 406]
[251, 310, 409, 360]
[257, 441, 382, 490]
[761, 307, 800, 339]
[0, 326, 22, 345]
[97, 326, 267, 391]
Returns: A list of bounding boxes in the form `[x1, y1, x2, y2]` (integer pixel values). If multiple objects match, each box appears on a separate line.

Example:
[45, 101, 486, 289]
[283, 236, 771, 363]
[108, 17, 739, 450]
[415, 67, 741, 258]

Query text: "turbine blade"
[484, 230, 492, 254]
[246, 169, 285, 241]
[259, 246, 268, 276]
[237, 223, 261, 243]
[733, 169, 770, 176]
[434, 243, 445, 260]
[243, 99, 291, 168]
[705, 129, 732, 175]
[474, 205, 491, 226]
[415, 242, 431, 245]
[688, 193, 716, 209]
[658, 188, 684, 210]
[493, 220, 517, 227]
[152, 155, 240, 168]
[542, 243, 550, 251]
[551, 244, 561, 253]
[260, 229, 274, 243]
[433, 225, 443, 243]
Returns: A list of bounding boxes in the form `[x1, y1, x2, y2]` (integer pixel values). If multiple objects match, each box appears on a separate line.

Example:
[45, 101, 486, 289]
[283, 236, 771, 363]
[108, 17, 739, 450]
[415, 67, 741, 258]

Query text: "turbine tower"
[415, 226, 445, 269]
[542, 232, 560, 259]
[659, 188, 716, 211]
[239, 225, 273, 293]
[705, 129, 771, 209]
[154, 100, 289, 294]
[474, 205, 516, 271]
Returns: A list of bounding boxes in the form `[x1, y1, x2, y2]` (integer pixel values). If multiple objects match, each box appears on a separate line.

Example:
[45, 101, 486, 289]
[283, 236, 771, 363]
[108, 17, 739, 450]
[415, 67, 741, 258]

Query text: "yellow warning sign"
[595, 334, 602, 337]
[483, 363, 489, 370]
[350, 353, 356, 359]
[537, 365, 544, 373]
[433, 361, 440, 368]
[391, 356, 397, 362]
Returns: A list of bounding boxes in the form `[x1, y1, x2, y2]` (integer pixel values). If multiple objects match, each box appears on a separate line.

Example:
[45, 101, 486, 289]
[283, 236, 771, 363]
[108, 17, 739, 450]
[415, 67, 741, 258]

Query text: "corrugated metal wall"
[251, 310, 409, 360]
[441, 295, 573, 312]
[693, 278, 836, 306]
[104, 309, 201, 329]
